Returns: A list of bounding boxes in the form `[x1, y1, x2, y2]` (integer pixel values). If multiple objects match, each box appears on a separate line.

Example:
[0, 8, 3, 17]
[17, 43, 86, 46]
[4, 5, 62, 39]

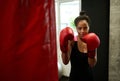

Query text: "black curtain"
[82, 0, 110, 81]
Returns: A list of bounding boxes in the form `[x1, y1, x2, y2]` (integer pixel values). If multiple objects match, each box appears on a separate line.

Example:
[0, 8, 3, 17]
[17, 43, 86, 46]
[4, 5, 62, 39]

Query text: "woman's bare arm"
[88, 49, 97, 68]
[61, 40, 73, 65]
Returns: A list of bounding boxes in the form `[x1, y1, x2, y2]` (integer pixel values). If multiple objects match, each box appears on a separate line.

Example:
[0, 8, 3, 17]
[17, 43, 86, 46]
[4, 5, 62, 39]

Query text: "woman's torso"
[69, 41, 94, 81]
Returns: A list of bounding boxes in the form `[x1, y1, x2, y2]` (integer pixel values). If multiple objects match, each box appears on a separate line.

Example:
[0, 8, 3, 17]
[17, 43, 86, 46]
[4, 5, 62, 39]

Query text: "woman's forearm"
[61, 40, 73, 65]
[88, 50, 97, 68]
[88, 57, 97, 68]
[61, 52, 69, 65]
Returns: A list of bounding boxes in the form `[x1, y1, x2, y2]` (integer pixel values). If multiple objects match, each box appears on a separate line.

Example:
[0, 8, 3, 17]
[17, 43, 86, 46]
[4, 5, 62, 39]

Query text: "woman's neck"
[77, 36, 88, 53]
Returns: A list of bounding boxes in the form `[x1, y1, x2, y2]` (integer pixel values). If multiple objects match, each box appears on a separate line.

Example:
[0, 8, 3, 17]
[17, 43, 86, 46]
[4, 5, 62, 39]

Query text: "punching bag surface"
[0, 0, 58, 81]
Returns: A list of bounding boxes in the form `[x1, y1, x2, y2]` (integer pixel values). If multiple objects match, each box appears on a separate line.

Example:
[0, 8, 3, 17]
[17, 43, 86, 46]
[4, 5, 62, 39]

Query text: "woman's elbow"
[89, 63, 96, 68]
[62, 60, 69, 65]
[61, 53, 70, 65]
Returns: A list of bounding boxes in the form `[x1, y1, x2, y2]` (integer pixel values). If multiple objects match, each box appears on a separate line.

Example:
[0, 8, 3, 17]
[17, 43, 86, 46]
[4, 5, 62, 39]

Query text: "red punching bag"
[0, 0, 58, 81]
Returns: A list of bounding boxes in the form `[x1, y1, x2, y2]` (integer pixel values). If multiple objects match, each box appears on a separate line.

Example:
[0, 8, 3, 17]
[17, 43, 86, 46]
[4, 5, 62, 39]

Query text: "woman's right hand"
[59, 27, 74, 53]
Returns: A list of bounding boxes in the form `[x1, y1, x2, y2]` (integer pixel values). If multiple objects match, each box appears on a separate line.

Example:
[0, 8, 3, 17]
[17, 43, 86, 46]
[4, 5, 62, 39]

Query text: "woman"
[61, 11, 98, 81]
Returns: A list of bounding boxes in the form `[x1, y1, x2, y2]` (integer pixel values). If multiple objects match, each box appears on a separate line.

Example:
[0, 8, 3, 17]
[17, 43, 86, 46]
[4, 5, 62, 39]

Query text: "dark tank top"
[69, 41, 94, 81]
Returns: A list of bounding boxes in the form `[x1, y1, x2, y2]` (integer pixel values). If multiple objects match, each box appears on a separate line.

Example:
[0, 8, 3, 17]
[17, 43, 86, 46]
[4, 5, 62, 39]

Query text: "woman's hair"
[74, 11, 90, 27]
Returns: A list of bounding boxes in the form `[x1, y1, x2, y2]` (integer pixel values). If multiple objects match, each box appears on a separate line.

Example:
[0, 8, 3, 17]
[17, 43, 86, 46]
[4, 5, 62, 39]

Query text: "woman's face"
[76, 20, 89, 38]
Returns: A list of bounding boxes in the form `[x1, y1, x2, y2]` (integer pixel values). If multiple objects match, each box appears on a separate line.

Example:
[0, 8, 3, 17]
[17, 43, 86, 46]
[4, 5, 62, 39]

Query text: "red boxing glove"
[60, 27, 74, 53]
[88, 50, 96, 58]
[81, 33, 100, 58]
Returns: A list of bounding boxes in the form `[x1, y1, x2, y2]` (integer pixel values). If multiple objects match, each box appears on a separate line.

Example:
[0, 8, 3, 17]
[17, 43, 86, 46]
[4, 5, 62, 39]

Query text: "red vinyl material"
[0, 0, 58, 81]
